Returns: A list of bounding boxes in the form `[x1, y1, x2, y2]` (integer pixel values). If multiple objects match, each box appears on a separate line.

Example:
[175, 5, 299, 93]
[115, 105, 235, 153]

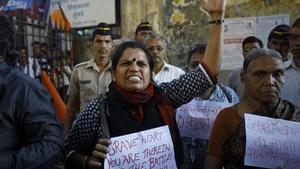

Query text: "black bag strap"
[98, 95, 110, 139]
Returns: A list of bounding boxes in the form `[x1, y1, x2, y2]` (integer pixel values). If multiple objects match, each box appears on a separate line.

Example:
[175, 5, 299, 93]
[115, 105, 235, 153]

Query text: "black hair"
[0, 15, 14, 54]
[18, 46, 27, 50]
[187, 44, 207, 65]
[135, 21, 153, 35]
[268, 24, 291, 42]
[292, 17, 300, 28]
[0, 14, 19, 67]
[40, 42, 48, 48]
[111, 41, 154, 72]
[242, 36, 264, 49]
[92, 22, 113, 41]
[0, 71, 5, 98]
[31, 41, 40, 46]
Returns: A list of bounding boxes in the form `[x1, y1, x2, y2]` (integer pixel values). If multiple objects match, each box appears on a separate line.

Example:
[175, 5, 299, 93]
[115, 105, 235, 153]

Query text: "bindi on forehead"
[127, 55, 147, 62]
[120, 56, 147, 63]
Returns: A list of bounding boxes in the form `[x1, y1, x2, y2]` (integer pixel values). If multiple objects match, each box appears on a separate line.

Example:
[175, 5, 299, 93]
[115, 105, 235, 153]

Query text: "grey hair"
[242, 48, 282, 72]
[143, 33, 167, 49]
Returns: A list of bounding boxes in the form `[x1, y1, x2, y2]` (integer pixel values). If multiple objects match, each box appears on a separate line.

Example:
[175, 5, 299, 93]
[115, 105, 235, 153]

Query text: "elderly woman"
[204, 48, 300, 169]
[65, 0, 226, 168]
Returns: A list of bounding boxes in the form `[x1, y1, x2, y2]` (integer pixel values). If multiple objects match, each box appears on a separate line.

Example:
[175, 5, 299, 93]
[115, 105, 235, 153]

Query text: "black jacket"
[0, 62, 65, 169]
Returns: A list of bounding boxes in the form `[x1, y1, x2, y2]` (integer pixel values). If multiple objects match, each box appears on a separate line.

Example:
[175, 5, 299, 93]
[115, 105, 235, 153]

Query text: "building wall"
[121, 0, 300, 82]
[121, 0, 300, 79]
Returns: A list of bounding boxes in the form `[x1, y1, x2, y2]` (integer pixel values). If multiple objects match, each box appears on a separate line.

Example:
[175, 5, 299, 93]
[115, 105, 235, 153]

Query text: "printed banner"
[222, 14, 289, 70]
[1, 0, 31, 11]
[104, 125, 177, 169]
[222, 17, 256, 70]
[244, 113, 300, 169]
[176, 99, 232, 140]
[50, 0, 116, 28]
[0, 0, 49, 21]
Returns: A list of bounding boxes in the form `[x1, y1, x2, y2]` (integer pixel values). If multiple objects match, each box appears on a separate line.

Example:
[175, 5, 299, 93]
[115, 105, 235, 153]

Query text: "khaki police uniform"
[67, 59, 112, 113]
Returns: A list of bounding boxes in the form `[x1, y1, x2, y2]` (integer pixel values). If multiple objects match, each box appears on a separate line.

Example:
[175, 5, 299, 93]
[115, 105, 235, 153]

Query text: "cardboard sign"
[245, 113, 300, 169]
[176, 99, 232, 140]
[104, 125, 177, 169]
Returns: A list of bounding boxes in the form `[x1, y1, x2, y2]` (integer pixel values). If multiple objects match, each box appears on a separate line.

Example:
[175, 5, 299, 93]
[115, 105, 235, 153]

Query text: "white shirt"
[282, 59, 300, 112]
[23, 57, 40, 79]
[226, 67, 243, 97]
[154, 62, 185, 84]
[62, 65, 71, 86]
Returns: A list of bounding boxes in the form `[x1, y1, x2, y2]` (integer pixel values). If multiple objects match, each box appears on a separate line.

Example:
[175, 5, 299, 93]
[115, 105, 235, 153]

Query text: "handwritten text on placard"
[104, 125, 177, 169]
[244, 113, 300, 169]
[176, 99, 232, 140]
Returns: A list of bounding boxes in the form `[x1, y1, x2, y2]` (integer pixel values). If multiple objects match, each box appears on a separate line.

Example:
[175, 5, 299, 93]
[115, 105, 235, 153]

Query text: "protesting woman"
[65, 0, 226, 168]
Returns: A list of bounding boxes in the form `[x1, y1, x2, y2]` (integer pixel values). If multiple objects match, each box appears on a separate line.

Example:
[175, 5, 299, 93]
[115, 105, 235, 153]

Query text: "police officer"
[267, 24, 291, 61]
[134, 21, 154, 42]
[64, 23, 114, 134]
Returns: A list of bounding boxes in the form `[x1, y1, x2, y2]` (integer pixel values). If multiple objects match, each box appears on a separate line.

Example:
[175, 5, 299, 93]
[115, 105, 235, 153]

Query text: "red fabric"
[116, 85, 153, 123]
[153, 88, 177, 140]
[116, 84, 154, 104]
[116, 84, 176, 138]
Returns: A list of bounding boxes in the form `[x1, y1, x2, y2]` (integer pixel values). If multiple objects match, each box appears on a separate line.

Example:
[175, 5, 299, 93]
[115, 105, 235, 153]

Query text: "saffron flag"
[41, 70, 66, 122]
[48, 1, 71, 31]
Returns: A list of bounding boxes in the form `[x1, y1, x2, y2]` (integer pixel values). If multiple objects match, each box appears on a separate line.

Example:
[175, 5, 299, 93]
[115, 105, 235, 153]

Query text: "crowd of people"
[0, 0, 300, 168]
[17, 41, 73, 102]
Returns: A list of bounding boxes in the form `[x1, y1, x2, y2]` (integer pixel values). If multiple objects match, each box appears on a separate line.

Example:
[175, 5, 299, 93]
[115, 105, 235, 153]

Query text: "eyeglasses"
[243, 47, 259, 53]
[147, 46, 164, 52]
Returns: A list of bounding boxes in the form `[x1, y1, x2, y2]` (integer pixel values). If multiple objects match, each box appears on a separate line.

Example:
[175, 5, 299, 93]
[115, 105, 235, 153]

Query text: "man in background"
[267, 24, 291, 61]
[144, 33, 185, 84]
[64, 22, 114, 134]
[282, 17, 300, 116]
[134, 21, 154, 42]
[227, 36, 263, 96]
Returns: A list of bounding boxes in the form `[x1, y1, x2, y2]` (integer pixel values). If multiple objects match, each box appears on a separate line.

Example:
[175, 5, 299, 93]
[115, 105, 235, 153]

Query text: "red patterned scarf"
[116, 84, 153, 123]
[116, 84, 176, 138]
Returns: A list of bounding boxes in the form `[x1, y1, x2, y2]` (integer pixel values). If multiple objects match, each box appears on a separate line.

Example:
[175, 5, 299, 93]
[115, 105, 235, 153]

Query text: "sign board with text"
[176, 99, 232, 140]
[104, 125, 177, 169]
[51, 0, 117, 28]
[245, 114, 300, 169]
[222, 14, 289, 70]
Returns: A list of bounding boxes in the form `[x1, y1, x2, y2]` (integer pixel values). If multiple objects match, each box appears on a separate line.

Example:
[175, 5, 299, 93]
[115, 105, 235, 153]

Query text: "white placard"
[244, 113, 300, 169]
[104, 125, 177, 169]
[176, 99, 232, 140]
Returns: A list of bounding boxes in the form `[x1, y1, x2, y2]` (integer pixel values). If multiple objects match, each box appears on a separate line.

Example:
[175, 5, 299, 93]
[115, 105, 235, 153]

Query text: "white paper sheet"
[245, 113, 300, 169]
[104, 125, 177, 169]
